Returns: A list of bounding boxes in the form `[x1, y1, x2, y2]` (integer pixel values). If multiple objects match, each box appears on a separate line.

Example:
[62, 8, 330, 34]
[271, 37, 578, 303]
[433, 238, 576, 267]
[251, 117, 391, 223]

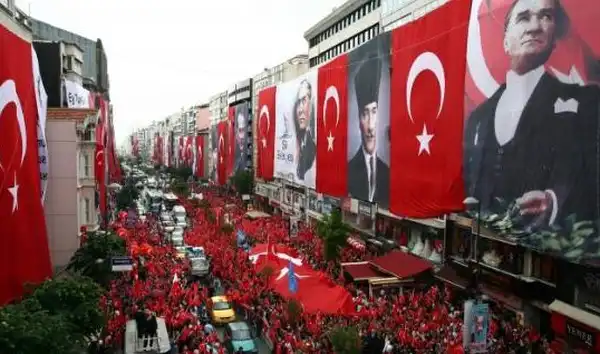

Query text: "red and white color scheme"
[257, 86, 276, 180]
[178, 136, 184, 167]
[316, 54, 348, 197]
[184, 135, 194, 167]
[217, 121, 228, 185]
[0, 24, 52, 304]
[227, 106, 235, 177]
[194, 135, 205, 178]
[131, 135, 139, 158]
[389, 0, 469, 217]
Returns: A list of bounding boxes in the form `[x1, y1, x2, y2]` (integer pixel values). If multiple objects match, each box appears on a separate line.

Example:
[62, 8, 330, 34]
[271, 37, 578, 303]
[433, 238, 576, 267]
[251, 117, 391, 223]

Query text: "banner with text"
[64, 79, 91, 108]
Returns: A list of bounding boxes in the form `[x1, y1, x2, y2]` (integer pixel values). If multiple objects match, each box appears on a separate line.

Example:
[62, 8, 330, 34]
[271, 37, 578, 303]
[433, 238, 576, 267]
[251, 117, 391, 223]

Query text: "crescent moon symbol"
[406, 51, 446, 122]
[322, 85, 340, 130]
[259, 105, 270, 133]
[0, 80, 28, 172]
[467, 0, 500, 98]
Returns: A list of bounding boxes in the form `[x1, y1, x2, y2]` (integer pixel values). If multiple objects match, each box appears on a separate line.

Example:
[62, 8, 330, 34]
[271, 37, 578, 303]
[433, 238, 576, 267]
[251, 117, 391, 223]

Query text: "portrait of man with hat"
[348, 49, 390, 206]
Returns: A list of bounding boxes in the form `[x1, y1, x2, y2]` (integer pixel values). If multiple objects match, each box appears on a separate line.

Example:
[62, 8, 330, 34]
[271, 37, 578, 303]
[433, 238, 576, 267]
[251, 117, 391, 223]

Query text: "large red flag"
[95, 97, 107, 221]
[178, 136, 184, 166]
[185, 135, 193, 167]
[195, 135, 204, 177]
[0, 25, 52, 304]
[389, 0, 469, 217]
[257, 86, 276, 180]
[217, 121, 227, 185]
[227, 106, 235, 177]
[316, 54, 348, 197]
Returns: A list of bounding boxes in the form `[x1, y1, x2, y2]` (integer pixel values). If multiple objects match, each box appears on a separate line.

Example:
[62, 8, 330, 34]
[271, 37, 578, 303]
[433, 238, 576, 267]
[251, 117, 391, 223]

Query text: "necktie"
[369, 156, 374, 198]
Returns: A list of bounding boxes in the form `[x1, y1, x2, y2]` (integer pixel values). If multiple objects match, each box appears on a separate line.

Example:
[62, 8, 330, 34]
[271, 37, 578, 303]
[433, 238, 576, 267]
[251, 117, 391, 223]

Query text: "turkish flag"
[257, 86, 276, 180]
[95, 96, 107, 221]
[217, 121, 227, 185]
[185, 135, 193, 166]
[178, 136, 184, 166]
[0, 25, 52, 304]
[227, 106, 235, 177]
[389, 0, 469, 217]
[195, 135, 204, 177]
[316, 54, 348, 197]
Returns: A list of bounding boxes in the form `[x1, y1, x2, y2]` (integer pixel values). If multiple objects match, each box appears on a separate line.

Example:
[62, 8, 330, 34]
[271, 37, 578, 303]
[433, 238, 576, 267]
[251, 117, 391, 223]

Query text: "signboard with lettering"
[64, 79, 91, 108]
[111, 256, 133, 272]
[358, 201, 372, 216]
[566, 322, 595, 348]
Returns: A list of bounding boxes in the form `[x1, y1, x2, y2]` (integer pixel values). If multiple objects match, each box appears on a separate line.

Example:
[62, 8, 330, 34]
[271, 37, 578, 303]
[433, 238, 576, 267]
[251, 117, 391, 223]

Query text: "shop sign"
[308, 193, 322, 214]
[341, 197, 352, 212]
[358, 201, 372, 216]
[566, 322, 595, 348]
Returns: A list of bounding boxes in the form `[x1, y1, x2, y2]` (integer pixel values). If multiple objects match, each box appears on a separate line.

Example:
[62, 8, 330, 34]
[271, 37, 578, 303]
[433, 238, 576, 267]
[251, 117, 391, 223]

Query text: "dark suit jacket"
[348, 148, 390, 207]
[297, 131, 316, 181]
[464, 72, 600, 223]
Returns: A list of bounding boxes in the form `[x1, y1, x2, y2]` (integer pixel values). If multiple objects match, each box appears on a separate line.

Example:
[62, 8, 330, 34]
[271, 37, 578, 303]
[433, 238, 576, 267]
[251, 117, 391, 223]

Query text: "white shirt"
[362, 147, 376, 201]
[494, 66, 544, 146]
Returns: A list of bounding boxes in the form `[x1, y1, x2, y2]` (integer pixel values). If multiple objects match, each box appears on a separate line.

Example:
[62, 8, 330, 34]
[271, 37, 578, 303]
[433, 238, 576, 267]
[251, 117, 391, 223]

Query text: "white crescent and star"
[218, 134, 224, 164]
[0, 80, 28, 213]
[467, 0, 500, 98]
[322, 85, 340, 152]
[259, 105, 270, 149]
[406, 52, 446, 156]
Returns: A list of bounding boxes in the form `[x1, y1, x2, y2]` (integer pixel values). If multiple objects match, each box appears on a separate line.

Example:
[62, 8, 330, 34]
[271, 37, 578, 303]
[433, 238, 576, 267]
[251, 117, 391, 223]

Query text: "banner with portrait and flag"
[463, 0, 600, 264]
[257, 86, 276, 180]
[232, 101, 250, 174]
[274, 71, 318, 189]
[463, 300, 489, 353]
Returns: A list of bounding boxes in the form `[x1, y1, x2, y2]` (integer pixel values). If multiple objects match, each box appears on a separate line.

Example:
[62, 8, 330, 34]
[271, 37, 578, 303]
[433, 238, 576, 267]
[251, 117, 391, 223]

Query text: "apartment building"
[0, 0, 32, 41]
[380, 0, 448, 31]
[304, 0, 382, 68]
[45, 108, 99, 269]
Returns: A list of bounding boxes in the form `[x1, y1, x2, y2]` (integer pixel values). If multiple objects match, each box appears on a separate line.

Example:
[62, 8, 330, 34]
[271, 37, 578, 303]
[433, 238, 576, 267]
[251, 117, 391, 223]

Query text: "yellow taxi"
[210, 295, 236, 324]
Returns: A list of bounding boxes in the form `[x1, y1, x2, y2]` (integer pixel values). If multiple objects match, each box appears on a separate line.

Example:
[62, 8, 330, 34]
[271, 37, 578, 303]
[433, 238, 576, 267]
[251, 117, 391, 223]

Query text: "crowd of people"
[98, 188, 557, 353]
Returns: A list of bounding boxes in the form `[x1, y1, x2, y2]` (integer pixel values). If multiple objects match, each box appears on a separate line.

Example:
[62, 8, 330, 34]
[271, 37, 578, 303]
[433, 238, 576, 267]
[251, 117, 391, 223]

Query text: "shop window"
[407, 226, 444, 263]
[531, 252, 557, 284]
[376, 216, 409, 246]
[478, 238, 524, 274]
[450, 227, 472, 261]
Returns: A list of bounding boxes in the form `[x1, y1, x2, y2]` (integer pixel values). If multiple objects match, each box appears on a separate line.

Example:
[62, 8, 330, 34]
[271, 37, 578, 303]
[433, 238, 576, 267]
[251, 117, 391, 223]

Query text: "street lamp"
[463, 197, 481, 296]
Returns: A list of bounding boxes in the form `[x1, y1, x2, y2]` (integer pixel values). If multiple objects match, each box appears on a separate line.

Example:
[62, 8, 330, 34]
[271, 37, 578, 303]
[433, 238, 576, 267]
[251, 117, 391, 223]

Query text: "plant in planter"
[29, 276, 104, 339]
[67, 231, 126, 287]
[171, 181, 190, 197]
[329, 325, 362, 354]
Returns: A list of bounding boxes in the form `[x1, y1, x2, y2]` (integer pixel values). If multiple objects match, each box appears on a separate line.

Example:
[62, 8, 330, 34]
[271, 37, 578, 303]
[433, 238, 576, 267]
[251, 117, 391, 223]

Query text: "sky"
[15, 0, 346, 146]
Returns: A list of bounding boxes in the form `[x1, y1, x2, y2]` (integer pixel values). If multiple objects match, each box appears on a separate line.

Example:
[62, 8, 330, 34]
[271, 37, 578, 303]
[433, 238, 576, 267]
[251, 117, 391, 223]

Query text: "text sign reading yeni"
[111, 256, 133, 272]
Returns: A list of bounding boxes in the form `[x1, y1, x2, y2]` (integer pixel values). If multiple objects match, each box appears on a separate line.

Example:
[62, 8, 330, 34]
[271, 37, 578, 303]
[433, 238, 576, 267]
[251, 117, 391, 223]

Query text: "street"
[215, 326, 271, 354]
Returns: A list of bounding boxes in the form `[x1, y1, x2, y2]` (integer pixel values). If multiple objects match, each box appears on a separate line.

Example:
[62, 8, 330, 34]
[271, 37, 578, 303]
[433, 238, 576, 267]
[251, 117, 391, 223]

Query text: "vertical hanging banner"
[389, 0, 469, 217]
[32, 46, 49, 204]
[463, 300, 489, 353]
[257, 86, 276, 180]
[463, 0, 600, 263]
[316, 54, 349, 197]
[64, 79, 91, 108]
[195, 134, 205, 178]
[232, 101, 250, 174]
[209, 124, 218, 183]
[347, 33, 391, 207]
[274, 71, 318, 188]
[217, 121, 228, 185]
[227, 106, 236, 177]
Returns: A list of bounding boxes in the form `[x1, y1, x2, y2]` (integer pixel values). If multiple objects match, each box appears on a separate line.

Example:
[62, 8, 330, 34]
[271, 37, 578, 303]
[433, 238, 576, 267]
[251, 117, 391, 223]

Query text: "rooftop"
[47, 108, 98, 122]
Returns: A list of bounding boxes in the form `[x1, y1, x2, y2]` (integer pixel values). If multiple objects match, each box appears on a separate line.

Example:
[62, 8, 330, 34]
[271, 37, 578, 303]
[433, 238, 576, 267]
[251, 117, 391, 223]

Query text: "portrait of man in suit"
[293, 79, 316, 181]
[464, 0, 600, 227]
[233, 107, 248, 173]
[348, 55, 390, 206]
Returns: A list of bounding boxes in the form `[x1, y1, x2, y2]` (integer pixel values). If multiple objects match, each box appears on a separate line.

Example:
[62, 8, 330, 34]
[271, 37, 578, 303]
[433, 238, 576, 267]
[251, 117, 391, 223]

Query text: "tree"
[286, 299, 302, 325]
[172, 180, 189, 197]
[329, 326, 362, 354]
[316, 209, 350, 261]
[29, 276, 104, 339]
[67, 231, 127, 287]
[230, 170, 254, 195]
[0, 298, 83, 354]
[116, 181, 139, 211]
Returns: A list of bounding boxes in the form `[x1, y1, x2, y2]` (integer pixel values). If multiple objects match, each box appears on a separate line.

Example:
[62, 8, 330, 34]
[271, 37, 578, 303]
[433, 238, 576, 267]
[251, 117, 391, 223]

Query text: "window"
[450, 227, 472, 261]
[84, 197, 91, 223]
[531, 252, 557, 284]
[478, 238, 524, 274]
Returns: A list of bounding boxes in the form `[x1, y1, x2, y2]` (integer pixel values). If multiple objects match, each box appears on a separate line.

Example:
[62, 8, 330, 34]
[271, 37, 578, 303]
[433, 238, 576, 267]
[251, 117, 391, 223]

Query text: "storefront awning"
[342, 262, 384, 281]
[435, 265, 469, 289]
[550, 300, 600, 332]
[369, 250, 432, 279]
[245, 211, 271, 219]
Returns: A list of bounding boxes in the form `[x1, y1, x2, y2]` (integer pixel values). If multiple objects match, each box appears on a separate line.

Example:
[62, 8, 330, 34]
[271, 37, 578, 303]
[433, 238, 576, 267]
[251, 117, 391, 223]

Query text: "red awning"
[369, 250, 432, 279]
[342, 262, 384, 281]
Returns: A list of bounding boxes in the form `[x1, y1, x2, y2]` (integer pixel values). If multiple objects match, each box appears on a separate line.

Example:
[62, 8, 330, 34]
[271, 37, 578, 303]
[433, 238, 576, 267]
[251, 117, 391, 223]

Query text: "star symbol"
[327, 131, 335, 151]
[8, 172, 19, 213]
[220, 156, 223, 163]
[261, 138, 267, 148]
[416, 124, 434, 156]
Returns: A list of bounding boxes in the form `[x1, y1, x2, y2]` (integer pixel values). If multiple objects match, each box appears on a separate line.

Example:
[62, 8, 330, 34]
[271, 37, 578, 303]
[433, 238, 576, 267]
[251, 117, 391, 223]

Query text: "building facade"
[380, 0, 448, 31]
[304, 0, 381, 68]
[45, 108, 99, 270]
[0, 0, 32, 41]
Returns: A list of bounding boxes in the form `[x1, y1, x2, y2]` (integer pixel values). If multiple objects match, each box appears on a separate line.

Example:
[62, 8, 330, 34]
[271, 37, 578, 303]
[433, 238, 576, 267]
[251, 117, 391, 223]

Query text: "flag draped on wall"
[0, 24, 52, 304]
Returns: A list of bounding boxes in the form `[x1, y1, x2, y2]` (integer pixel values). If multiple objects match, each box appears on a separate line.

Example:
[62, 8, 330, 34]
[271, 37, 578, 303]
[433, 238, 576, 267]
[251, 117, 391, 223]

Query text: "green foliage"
[29, 276, 104, 339]
[172, 181, 190, 197]
[198, 199, 211, 210]
[329, 326, 362, 354]
[286, 299, 302, 325]
[67, 231, 126, 287]
[0, 298, 83, 354]
[230, 170, 254, 195]
[116, 181, 139, 211]
[316, 209, 350, 261]
[168, 166, 193, 182]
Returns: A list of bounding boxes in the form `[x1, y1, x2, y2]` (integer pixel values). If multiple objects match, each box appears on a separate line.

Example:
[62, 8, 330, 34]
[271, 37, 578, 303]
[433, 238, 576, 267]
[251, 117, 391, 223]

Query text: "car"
[174, 216, 187, 228]
[172, 236, 184, 247]
[190, 257, 210, 277]
[224, 321, 258, 353]
[210, 296, 235, 325]
[174, 246, 187, 259]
